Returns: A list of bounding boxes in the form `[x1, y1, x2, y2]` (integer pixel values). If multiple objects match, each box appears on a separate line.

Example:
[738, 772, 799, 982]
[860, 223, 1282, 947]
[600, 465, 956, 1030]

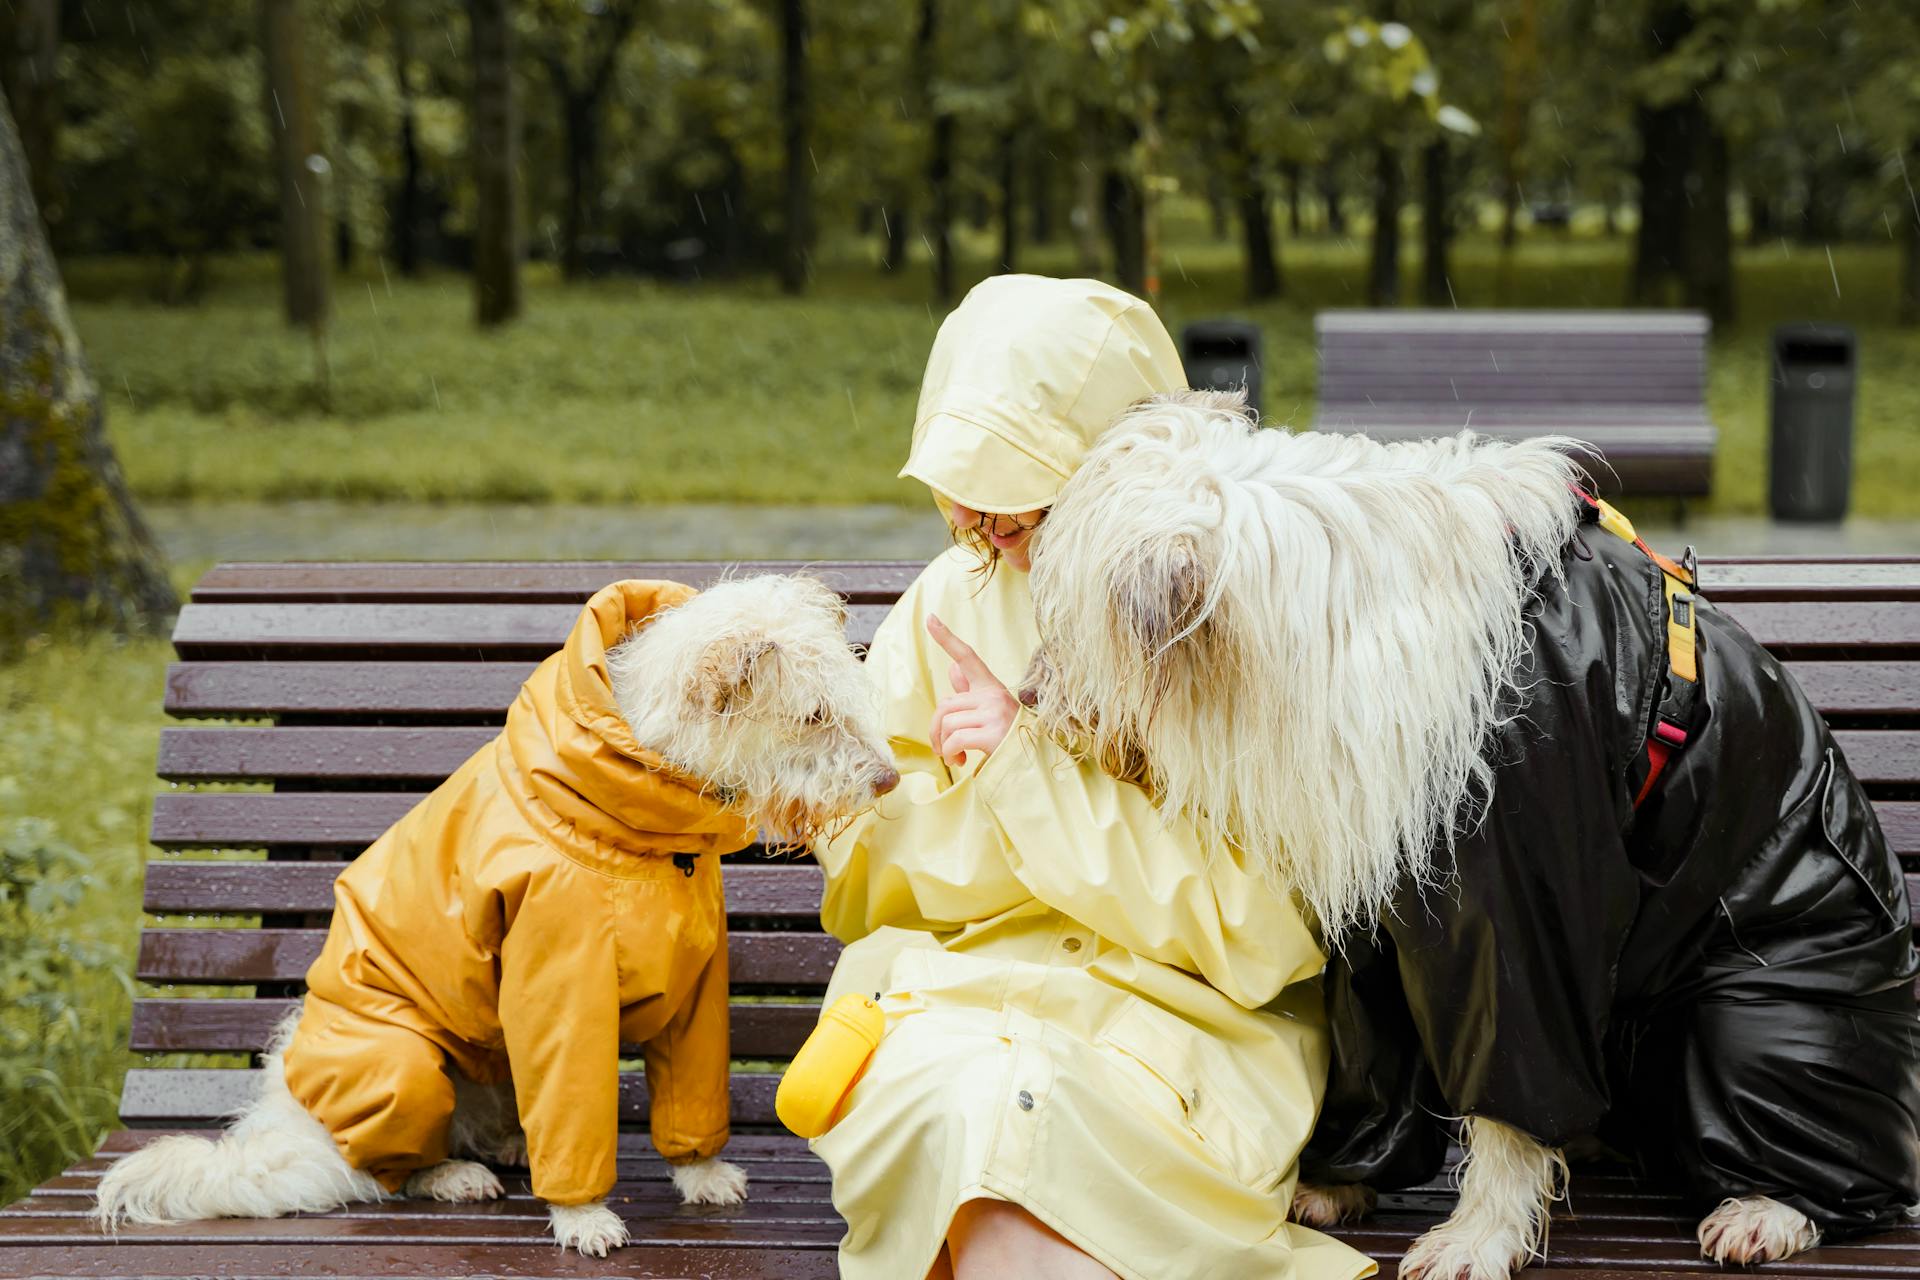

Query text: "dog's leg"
[1697, 1196, 1820, 1266]
[446, 1073, 528, 1167]
[1290, 1181, 1377, 1228]
[403, 1160, 505, 1203]
[670, 1156, 749, 1206]
[1399, 1118, 1567, 1280]
[548, 1200, 630, 1256]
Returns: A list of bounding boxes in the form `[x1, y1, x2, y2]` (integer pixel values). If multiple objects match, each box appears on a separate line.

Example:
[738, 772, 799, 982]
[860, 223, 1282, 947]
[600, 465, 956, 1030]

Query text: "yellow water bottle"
[775, 992, 886, 1139]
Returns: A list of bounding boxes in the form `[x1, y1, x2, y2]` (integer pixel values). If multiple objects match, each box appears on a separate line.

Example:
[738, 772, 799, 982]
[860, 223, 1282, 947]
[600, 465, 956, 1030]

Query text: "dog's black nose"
[873, 767, 901, 796]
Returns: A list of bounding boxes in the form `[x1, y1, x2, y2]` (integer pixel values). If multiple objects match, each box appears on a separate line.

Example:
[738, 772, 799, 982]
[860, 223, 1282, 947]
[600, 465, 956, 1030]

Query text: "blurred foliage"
[0, 635, 169, 1206]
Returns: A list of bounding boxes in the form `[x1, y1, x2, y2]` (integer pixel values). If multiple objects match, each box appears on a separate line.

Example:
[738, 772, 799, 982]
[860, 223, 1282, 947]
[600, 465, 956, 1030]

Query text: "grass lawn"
[68, 221, 1920, 517]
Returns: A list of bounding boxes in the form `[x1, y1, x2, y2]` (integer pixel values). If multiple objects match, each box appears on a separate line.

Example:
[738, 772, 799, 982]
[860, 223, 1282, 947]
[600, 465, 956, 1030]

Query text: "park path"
[146, 501, 1920, 568]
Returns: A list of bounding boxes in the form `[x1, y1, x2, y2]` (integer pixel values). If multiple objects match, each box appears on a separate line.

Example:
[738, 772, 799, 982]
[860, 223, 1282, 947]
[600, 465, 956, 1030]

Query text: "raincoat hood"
[504, 580, 757, 867]
[900, 274, 1187, 514]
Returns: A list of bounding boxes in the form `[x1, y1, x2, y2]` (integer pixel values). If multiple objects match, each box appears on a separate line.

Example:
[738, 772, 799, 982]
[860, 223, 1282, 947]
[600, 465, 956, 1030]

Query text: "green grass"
[0, 634, 172, 1206]
[67, 223, 1920, 517]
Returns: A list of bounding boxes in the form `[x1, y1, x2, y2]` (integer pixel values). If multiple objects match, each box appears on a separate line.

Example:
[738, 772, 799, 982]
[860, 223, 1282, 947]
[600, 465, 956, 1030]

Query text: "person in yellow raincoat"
[813, 276, 1377, 1280]
[286, 580, 754, 1207]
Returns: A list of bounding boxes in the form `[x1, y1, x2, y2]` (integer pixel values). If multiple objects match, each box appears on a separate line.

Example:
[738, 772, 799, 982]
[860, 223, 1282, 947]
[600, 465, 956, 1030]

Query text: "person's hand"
[926, 614, 1019, 768]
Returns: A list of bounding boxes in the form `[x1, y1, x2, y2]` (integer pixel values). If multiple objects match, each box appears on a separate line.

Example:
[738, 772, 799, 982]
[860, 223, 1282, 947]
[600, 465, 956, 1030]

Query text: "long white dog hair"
[1023, 392, 1584, 939]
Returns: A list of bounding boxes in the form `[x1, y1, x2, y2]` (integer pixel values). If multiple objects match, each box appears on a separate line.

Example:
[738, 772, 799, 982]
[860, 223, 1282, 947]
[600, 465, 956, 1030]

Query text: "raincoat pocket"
[1099, 1000, 1284, 1193]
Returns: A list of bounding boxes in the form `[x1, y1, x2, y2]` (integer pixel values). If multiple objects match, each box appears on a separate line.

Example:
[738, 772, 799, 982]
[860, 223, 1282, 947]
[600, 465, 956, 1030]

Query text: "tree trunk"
[0, 85, 175, 654]
[1368, 144, 1401, 307]
[1420, 140, 1451, 306]
[880, 200, 910, 273]
[1748, 192, 1772, 245]
[1240, 180, 1280, 302]
[1321, 160, 1346, 236]
[393, 10, 422, 275]
[1028, 140, 1053, 244]
[1208, 177, 1230, 241]
[1500, 176, 1521, 249]
[779, 0, 810, 294]
[1686, 123, 1734, 324]
[1073, 110, 1105, 274]
[998, 128, 1018, 272]
[1284, 162, 1303, 238]
[1900, 145, 1920, 326]
[0, 0, 58, 232]
[1103, 164, 1145, 296]
[929, 111, 955, 302]
[558, 91, 594, 279]
[1629, 10, 1734, 324]
[260, 0, 330, 332]
[468, 0, 520, 326]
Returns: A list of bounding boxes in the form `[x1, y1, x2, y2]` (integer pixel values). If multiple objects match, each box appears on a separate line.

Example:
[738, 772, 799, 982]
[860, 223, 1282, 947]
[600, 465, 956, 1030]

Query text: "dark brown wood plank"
[171, 603, 886, 661]
[1787, 663, 1920, 716]
[190, 561, 923, 605]
[129, 999, 820, 1058]
[0, 1244, 840, 1278]
[88, 1130, 817, 1159]
[1711, 600, 1920, 658]
[144, 861, 822, 918]
[116, 1069, 786, 1128]
[136, 930, 840, 988]
[156, 727, 496, 782]
[0, 1215, 850, 1248]
[1831, 731, 1920, 786]
[149, 790, 1920, 862]
[165, 662, 539, 717]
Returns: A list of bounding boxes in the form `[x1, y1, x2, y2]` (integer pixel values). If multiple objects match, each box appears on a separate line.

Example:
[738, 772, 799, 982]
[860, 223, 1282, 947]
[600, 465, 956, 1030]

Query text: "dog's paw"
[671, 1157, 748, 1207]
[548, 1201, 628, 1257]
[1290, 1181, 1376, 1228]
[1400, 1218, 1531, 1280]
[1698, 1196, 1819, 1266]
[404, 1160, 504, 1203]
[487, 1134, 529, 1168]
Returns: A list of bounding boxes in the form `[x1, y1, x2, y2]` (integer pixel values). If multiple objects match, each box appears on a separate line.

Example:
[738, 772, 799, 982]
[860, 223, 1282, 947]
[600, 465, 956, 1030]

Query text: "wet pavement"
[146, 501, 1919, 568]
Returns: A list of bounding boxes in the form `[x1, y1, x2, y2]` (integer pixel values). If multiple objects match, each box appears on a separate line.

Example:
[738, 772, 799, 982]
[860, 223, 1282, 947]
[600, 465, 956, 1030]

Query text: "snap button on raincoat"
[285, 581, 756, 1206]
[816, 276, 1376, 1280]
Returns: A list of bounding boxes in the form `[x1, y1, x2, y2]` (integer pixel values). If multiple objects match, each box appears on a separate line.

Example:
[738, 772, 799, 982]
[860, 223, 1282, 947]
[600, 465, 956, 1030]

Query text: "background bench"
[1, 557, 1916, 1278]
[1312, 310, 1718, 498]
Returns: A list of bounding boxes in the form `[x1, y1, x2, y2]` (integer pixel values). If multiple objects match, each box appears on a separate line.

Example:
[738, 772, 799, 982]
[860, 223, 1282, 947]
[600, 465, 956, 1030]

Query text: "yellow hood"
[504, 580, 758, 867]
[900, 274, 1187, 514]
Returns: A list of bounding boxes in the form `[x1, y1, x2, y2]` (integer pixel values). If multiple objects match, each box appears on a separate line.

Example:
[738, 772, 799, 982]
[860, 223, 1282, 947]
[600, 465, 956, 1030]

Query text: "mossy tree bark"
[469, 0, 522, 327]
[0, 0, 59, 233]
[0, 84, 175, 656]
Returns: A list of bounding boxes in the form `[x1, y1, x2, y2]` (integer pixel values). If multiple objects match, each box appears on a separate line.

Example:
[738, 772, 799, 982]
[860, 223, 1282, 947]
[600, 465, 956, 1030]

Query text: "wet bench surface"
[2, 558, 1917, 1279]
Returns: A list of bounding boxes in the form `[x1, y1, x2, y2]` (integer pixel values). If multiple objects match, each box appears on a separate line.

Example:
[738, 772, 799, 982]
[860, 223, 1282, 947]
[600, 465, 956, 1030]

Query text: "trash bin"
[1769, 323, 1856, 522]
[1181, 321, 1262, 419]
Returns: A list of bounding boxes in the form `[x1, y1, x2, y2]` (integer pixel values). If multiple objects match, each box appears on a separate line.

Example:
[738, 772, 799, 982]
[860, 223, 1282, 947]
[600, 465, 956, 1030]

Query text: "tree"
[917, 0, 955, 302]
[469, 0, 521, 326]
[0, 0, 59, 233]
[525, 0, 644, 280]
[260, 0, 331, 333]
[779, 0, 811, 292]
[0, 84, 175, 655]
[1627, 3, 1733, 323]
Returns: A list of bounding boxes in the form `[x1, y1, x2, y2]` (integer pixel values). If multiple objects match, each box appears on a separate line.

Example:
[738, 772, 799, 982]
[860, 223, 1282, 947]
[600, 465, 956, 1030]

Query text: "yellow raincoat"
[814, 276, 1376, 1280]
[285, 581, 755, 1206]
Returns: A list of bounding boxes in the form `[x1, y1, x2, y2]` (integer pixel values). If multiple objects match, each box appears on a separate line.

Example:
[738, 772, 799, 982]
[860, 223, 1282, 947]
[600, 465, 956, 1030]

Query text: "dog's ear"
[1117, 536, 1211, 658]
[695, 634, 779, 715]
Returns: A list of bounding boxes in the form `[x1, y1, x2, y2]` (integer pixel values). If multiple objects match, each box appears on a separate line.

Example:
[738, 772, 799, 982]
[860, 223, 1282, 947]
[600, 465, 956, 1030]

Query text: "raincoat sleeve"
[977, 712, 1326, 1007]
[498, 896, 623, 1206]
[817, 575, 1031, 942]
[640, 919, 731, 1164]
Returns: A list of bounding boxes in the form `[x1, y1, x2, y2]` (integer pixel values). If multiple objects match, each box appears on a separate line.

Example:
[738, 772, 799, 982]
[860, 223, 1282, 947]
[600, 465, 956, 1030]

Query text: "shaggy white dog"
[95, 574, 897, 1257]
[1021, 396, 1835, 1277]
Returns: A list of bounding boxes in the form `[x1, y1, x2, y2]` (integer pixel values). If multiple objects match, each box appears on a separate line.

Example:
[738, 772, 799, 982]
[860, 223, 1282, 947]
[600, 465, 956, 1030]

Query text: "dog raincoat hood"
[900, 274, 1186, 514]
[285, 581, 755, 1208]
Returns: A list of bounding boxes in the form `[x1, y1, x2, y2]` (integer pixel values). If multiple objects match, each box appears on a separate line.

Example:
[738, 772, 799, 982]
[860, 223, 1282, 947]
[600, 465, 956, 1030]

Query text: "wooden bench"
[1312, 311, 1718, 498]
[2, 557, 1917, 1278]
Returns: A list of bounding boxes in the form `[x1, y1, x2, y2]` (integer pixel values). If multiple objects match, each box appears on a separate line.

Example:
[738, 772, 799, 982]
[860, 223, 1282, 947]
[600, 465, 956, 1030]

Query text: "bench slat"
[0, 1243, 840, 1278]
[170, 603, 888, 660]
[137, 929, 841, 988]
[147, 792, 1920, 860]
[116, 1068, 787, 1128]
[190, 561, 924, 605]
[146, 725, 1920, 786]
[144, 860, 823, 917]
[1316, 309, 1711, 335]
[128, 998, 820, 1058]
